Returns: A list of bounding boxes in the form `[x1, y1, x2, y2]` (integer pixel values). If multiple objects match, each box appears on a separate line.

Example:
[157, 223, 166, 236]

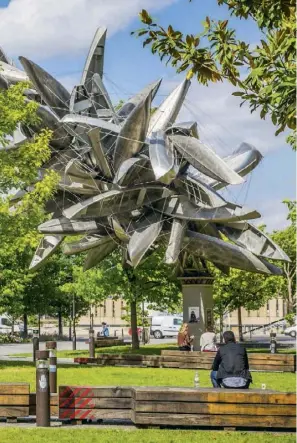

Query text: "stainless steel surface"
[0, 27, 287, 274]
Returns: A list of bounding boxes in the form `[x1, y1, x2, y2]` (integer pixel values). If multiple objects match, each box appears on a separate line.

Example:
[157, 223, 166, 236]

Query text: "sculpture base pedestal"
[180, 275, 214, 351]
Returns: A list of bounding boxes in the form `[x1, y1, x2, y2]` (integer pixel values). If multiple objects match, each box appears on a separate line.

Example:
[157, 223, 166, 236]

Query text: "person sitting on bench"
[211, 330, 252, 389]
[200, 327, 217, 352]
[178, 323, 194, 351]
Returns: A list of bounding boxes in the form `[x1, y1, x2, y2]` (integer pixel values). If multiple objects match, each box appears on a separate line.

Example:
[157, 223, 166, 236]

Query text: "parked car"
[150, 315, 182, 339]
[284, 325, 297, 338]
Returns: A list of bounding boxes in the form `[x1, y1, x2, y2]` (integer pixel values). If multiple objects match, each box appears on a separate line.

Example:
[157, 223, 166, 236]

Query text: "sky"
[0, 0, 295, 231]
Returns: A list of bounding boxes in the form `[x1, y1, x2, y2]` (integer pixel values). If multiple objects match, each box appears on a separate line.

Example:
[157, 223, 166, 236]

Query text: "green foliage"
[284, 312, 296, 326]
[134, 1, 296, 145]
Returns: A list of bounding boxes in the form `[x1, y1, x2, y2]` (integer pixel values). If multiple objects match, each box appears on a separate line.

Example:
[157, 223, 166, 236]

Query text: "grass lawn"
[0, 361, 295, 392]
[12, 343, 296, 358]
[0, 428, 295, 443]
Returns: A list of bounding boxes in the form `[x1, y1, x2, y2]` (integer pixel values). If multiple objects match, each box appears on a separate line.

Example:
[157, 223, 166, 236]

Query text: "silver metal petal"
[0, 61, 28, 84]
[166, 121, 199, 138]
[88, 127, 114, 178]
[171, 134, 244, 185]
[219, 222, 291, 262]
[186, 231, 282, 275]
[69, 84, 95, 115]
[155, 195, 260, 223]
[38, 217, 109, 235]
[81, 27, 107, 90]
[113, 91, 152, 171]
[62, 114, 120, 134]
[187, 142, 263, 190]
[165, 219, 186, 264]
[63, 186, 173, 219]
[0, 47, 10, 64]
[65, 159, 97, 179]
[117, 79, 162, 120]
[128, 215, 163, 267]
[174, 174, 227, 208]
[29, 235, 64, 271]
[63, 234, 114, 255]
[148, 79, 191, 136]
[84, 239, 117, 271]
[149, 131, 178, 185]
[114, 156, 154, 186]
[19, 57, 70, 119]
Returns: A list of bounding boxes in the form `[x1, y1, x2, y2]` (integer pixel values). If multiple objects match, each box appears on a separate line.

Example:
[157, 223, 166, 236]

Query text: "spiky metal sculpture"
[0, 28, 290, 275]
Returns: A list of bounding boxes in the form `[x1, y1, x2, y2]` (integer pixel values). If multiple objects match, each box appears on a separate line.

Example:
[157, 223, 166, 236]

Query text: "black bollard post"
[46, 341, 57, 393]
[89, 329, 95, 358]
[36, 350, 50, 427]
[32, 329, 39, 363]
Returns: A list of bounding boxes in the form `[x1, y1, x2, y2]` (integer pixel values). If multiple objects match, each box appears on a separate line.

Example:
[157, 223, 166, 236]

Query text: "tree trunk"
[238, 307, 243, 342]
[23, 313, 28, 338]
[130, 299, 139, 350]
[219, 314, 224, 342]
[38, 314, 41, 336]
[58, 310, 63, 337]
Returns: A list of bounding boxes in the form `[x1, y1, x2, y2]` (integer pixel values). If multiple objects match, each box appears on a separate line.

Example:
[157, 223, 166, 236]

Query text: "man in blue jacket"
[211, 330, 252, 389]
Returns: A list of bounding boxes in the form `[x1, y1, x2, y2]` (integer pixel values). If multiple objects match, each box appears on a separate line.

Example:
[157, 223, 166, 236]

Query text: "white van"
[150, 315, 182, 339]
[0, 315, 22, 334]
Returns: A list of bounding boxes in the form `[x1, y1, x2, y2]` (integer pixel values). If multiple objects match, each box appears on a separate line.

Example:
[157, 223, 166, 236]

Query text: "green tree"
[67, 247, 182, 349]
[134, 1, 296, 148]
[0, 83, 58, 332]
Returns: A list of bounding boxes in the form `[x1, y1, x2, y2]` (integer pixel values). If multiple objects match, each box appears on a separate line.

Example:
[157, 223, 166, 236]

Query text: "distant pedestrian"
[200, 327, 217, 352]
[101, 322, 109, 337]
[211, 330, 252, 389]
[178, 323, 194, 351]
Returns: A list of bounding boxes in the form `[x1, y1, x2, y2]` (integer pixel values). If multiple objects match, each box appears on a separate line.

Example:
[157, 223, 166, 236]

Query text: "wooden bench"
[75, 351, 296, 372]
[59, 386, 132, 424]
[57, 385, 296, 430]
[0, 383, 30, 422]
[132, 387, 296, 429]
[161, 351, 296, 372]
[29, 393, 58, 416]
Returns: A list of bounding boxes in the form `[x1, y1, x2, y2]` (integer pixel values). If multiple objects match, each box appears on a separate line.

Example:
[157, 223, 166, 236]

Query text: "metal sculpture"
[0, 27, 290, 276]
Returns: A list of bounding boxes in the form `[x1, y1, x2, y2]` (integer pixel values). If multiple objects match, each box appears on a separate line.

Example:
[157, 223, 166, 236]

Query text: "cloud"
[257, 200, 290, 232]
[0, 0, 176, 59]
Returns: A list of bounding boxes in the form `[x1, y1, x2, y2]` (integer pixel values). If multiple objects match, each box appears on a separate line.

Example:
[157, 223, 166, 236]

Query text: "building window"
[257, 310, 260, 317]
[121, 300, 124, 315]
[95, 306, 98, 317]
[247, 310, 250, 317]
[283, 299, 286, 316]
[266, 301, 270, 311]
[112, 301, 115, 318]
[103, 301, 106, 316]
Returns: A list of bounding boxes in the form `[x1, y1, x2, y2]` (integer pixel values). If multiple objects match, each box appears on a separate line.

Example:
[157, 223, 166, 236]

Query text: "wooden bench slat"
[132, 412, 296, 428]
[0, 406, 29, 418]
[59, 386, 132, 398]
[59, 397, 131, 409]
[0, 395, 29, 406]
[133, 400, 295, 416]
[0, 383, 30, 395]
[59, 408, 131, 420]
[132, 388, 296, 405]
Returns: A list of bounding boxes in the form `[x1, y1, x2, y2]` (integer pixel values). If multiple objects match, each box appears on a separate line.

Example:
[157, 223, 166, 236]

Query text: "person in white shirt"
[200, 327, 217, 352]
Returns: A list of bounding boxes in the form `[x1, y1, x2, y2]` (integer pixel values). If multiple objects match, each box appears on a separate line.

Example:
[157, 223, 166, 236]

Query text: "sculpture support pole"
[179, 275, 214, 351]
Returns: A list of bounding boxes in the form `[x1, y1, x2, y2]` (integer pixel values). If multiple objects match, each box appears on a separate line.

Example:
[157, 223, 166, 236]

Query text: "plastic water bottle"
[194, 371, 200, 388]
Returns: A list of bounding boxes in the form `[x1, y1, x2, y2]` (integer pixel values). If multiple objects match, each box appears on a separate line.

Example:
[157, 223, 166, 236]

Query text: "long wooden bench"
[132, 387, 296, 429]
[161, 350, 296, 372]
[85, 338, 125, 348]
[58, 385, 296, 430]
[0, 383, 30, 422]
[74, 351, 296, 372]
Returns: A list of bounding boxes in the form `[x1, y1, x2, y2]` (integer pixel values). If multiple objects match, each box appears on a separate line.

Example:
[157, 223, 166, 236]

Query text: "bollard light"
[32, 329, 39, 363]
[270, 332, 277, 354]
[36, 350, 50, 427]
[46, 341, 57, 394]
